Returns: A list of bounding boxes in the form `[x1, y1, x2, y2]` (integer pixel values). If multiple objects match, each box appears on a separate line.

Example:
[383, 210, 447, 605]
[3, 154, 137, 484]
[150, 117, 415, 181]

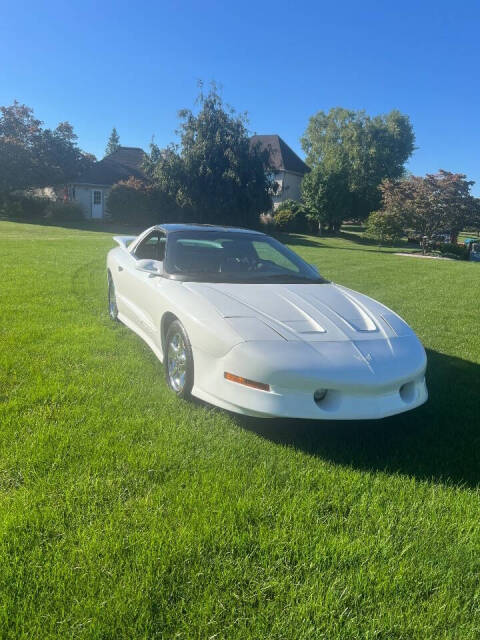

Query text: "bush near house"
[107, 178, 155, 225]
[259, 212, 275, 233]
[0, 194, 84, 222]
[44, 200, 84, 222]
[0, 194, 50, 220]
[273, 199, 311, 233]
[106, 177, 183, 226]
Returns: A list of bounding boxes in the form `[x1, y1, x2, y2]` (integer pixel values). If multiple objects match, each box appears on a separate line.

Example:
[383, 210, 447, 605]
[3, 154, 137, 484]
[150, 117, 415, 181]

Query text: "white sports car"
[107, 224, 428, 419]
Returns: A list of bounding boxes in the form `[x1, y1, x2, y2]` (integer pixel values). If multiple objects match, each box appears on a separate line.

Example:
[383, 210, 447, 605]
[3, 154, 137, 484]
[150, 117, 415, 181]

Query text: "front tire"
[165, 320, 194, 398]
[108, 272, 118, 321]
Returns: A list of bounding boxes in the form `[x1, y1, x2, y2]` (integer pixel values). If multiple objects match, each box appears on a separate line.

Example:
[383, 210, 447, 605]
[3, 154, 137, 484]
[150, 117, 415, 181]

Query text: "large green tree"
[0, 101, 93, 193]
[301, 161, 352, 233]
[301, 107, 415, 227]
[143, 85, 273, 227]
[105, 127, 120, 156]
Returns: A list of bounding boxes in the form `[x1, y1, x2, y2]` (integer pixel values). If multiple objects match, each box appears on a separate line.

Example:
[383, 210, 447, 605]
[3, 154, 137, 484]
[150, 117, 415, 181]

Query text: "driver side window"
[134, 232, 166, 261]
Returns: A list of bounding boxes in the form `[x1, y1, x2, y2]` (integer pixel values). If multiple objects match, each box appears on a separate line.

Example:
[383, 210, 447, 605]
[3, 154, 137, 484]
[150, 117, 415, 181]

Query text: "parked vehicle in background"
[465, 238, 480, 261]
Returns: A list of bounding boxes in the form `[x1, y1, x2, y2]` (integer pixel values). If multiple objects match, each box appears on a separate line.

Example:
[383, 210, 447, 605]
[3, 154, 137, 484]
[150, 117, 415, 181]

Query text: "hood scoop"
[185, 282, 381, 343]
[302, 287, 378, 333]
[282, 320, 326, 335]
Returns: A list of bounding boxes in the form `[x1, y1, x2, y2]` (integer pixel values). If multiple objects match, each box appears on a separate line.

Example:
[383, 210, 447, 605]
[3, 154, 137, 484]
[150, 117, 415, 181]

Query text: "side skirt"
[117, 312, 164, 364]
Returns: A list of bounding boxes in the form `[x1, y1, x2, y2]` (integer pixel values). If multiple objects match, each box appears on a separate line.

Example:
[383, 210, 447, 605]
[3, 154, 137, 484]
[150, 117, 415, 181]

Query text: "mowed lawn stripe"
[0, 221, 479, 639]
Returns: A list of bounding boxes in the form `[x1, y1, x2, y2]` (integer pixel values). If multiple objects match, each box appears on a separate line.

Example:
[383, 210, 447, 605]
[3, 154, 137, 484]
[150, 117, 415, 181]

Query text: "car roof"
[154, 223, 265, 236]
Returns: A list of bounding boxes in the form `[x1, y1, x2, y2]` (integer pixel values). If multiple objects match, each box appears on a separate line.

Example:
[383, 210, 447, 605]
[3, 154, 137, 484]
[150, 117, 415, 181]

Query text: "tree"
[301, 163, 352, 233]
[364, 210, 404, 244]
[143, 85, 274, 227]
[105, 127, 120, 156]
[0, 101, 93, 193]
[379, 170, 477, 245]
[470, 199, 480, 235]
[301, 107, 415, 226]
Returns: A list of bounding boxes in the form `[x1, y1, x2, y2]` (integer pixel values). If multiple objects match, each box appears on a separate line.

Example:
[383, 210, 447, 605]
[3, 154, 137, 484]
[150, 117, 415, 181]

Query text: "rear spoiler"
[113, 235, 136, 250]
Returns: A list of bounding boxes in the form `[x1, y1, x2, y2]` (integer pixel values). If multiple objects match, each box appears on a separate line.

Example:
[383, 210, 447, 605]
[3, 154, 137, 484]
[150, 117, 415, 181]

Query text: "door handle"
[118, 266, 123, 272]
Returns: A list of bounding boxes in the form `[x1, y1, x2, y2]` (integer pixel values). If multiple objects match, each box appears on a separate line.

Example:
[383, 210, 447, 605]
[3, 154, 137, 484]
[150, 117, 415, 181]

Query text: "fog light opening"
[399, 381, 415, 403]
[314, 388, 328, 405]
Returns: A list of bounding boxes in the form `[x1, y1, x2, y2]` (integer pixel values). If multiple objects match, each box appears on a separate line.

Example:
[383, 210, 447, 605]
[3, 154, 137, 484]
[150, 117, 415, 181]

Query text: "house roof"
[73, 146, 146, 186]
[250, 135, 309, 175]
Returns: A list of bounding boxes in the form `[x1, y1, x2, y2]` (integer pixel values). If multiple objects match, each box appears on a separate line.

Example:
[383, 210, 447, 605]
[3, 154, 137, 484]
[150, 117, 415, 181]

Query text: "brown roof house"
[68, 146, 146, 219]
[250, 135, 309, 209]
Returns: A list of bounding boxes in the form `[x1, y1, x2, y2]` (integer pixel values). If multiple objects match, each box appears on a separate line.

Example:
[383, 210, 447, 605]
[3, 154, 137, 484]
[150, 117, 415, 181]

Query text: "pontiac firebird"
[106, 224, 428, 419]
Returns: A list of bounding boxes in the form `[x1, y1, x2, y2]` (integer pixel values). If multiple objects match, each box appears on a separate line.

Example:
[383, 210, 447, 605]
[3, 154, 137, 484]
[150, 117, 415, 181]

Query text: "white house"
[250, 134, 310, 209]
[68, 146, 146, 219]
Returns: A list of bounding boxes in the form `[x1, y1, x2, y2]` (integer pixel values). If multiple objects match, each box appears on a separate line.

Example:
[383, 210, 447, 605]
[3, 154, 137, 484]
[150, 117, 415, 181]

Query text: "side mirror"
[135, 259, 164, 277]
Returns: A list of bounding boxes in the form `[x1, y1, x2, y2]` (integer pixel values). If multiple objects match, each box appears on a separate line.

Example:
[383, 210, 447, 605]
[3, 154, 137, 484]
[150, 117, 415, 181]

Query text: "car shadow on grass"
[233, 349, 480, 488]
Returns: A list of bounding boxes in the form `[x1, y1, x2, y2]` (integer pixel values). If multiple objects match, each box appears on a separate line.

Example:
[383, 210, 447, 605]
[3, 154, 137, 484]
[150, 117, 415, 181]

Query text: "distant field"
[1, 220, 479, 639]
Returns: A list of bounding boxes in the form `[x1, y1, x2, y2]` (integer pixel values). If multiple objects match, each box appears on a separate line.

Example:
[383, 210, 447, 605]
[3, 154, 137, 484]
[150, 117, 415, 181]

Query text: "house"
[250, 135, 309, 209]
[68, 146, 146, 219]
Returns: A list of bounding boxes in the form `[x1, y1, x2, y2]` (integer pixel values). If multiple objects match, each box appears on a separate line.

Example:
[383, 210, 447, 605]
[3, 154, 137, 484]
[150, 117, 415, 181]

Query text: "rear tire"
[165, 320, 194, 399]
[108, 272, 118, 321]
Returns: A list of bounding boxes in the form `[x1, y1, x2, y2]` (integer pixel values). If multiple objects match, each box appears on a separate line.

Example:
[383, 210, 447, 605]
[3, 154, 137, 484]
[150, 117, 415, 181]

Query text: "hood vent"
[282, 320, 326, 334]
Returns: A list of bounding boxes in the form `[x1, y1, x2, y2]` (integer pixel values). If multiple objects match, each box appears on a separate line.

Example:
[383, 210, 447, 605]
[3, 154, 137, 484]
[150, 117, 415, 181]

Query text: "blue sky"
[1, 0, 479, 191]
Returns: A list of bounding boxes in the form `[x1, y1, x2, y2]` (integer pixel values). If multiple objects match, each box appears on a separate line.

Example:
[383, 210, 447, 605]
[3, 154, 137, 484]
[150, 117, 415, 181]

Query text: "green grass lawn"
[1, 220, 480, 639]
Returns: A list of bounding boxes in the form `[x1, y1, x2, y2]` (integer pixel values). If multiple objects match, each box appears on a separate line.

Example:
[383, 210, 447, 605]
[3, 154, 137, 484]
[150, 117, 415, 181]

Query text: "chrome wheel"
[165, 319, 194, 398]
[167, 332, 187, 393]
[108, 276, 118, 320]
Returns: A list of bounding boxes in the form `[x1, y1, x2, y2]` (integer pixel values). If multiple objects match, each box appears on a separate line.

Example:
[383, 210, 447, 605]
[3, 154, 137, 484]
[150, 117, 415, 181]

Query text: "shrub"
[437, 242, 469, 260]
[259, 212, 275, 233]
[44, 200, 84, 222]
[274, 203, 310, 233]
[274, 209, 296, 232]
[107, 178, 154, 224]
[0, 194, 50, 220]
[107, 177, 186, 225]
[364, 210, 404, 244]
[275, 199, 303, 214]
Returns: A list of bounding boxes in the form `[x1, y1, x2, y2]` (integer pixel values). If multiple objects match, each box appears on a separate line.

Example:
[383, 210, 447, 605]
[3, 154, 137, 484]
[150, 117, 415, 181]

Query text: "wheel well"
[161, 312, 178, 353]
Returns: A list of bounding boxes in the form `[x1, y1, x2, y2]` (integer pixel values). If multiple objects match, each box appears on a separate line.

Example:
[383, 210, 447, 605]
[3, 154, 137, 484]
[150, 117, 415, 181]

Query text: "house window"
[93, 190, 102, 205]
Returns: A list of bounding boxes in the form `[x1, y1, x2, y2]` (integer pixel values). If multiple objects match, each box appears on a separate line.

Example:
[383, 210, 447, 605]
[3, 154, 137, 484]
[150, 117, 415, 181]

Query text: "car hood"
[184, 282, 414, 343]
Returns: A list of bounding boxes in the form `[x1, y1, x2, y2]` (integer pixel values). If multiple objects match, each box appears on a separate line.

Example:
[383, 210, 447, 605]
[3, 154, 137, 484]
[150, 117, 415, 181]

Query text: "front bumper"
[192, 338, 428, 420]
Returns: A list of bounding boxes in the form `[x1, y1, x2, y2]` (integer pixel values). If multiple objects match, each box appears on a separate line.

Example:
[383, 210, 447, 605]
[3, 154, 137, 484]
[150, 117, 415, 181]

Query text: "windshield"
[164, 231, 326, 283]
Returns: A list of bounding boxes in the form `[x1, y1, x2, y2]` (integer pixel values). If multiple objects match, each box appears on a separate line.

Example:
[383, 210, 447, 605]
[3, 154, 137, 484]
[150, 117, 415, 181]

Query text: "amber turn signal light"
[224, 372, 270, 392]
